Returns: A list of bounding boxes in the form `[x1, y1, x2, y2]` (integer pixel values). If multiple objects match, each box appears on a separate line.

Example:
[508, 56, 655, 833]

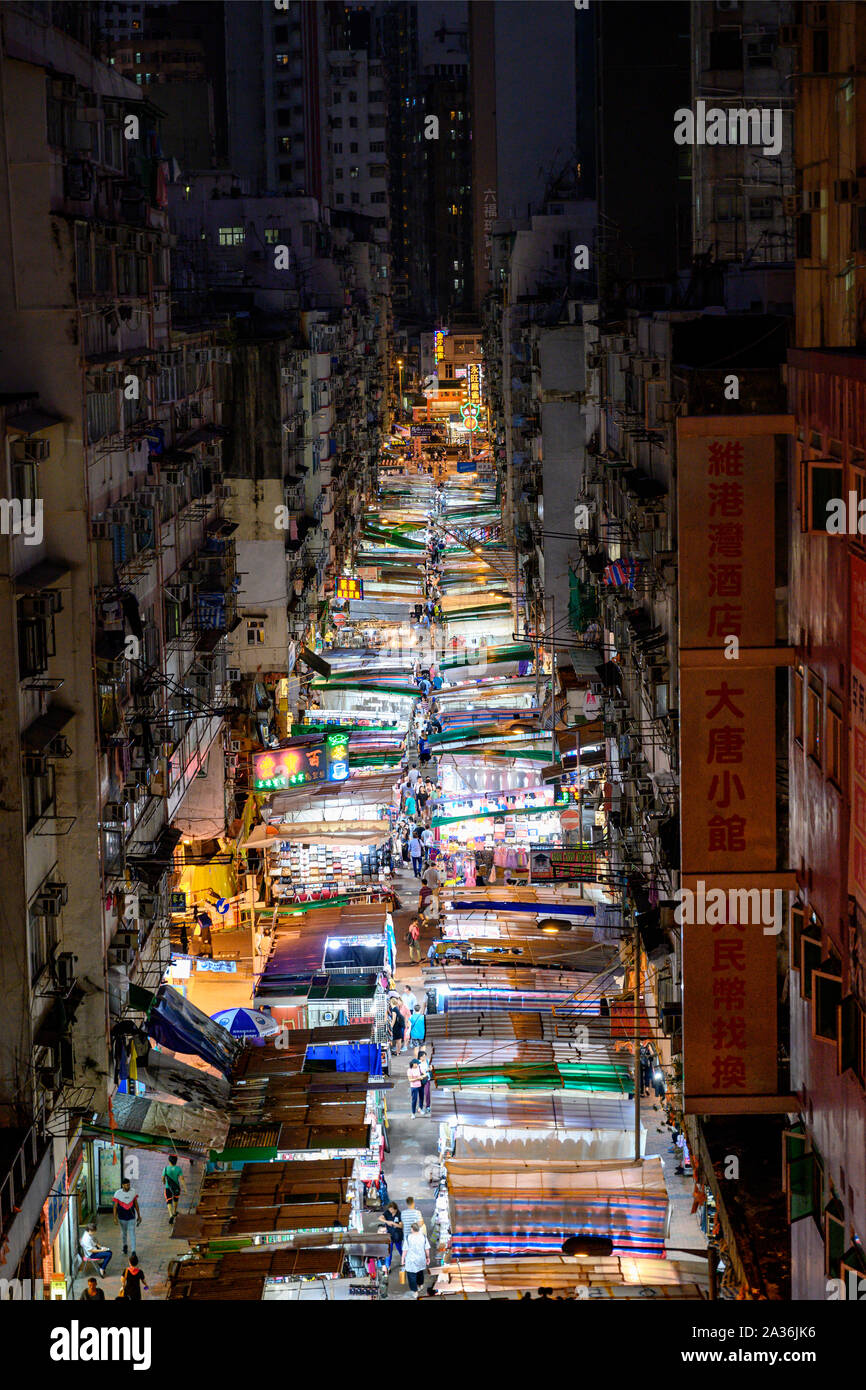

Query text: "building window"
[807, 672, 823, 764]
[708, 28, 742, 70]
[335, 168, 344, 180]
[826, 691, 843, 788]
[370, 141, 385, 152]
[246, 618, 265, 646]
[792, 665, 804, 745]
[275, 52, 289, 67]
[370, 191, 386, 204]
[748, 196, 775, 221]
[335, 193, 345, 205]
[714, 193, 743, 223]
[332, 90, 342, 104]
[349, 117, 359, 129]
[331, 117, 343, 129]
[24, 761, 56, 833]
[264, 228, 285, 244]
[348, 91, 357, 103]
[350, 141, 359, 153]
[218, 226, 245, 247]
[278, 164, 292, 181]
[29, 903, 58, 985]
[333, 141, 342, 153]
[349, 166, 359, 178]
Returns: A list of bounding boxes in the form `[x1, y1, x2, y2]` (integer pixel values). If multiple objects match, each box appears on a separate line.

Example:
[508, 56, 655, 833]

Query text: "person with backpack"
[409, 1004, 426, 1056]
[407, 917, 422, 964]
[162, 1153, 185, 1224]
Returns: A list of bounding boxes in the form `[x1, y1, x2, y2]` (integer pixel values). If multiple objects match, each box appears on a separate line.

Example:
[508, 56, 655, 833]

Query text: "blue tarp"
[306, 1043, 379, 1073]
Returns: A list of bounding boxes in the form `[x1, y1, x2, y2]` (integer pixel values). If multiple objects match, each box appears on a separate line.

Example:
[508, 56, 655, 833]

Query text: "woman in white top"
[402, 1222, 431, 1297]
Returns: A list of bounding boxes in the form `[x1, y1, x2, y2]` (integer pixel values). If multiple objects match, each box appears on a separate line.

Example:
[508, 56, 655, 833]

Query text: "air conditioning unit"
[21, 590, 62, 618]
[834, 179, 861, 204]
[12, 437, 50, 462]
[161, 466, 185, 484]
[102, 800, 129, 823]
[35, 883, 68, 916]
[38, 1064, 63, 1092]
[54, 951, 76, 989]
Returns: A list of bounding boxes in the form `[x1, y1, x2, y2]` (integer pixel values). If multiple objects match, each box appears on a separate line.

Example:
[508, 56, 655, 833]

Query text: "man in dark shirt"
[79, 1277, 105, 1301]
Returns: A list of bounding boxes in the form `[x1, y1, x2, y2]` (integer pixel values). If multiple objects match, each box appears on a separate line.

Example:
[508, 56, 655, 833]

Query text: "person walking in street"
[422, 860, 440, 893]
[408, 1056, 424, 1115]
[401, 1195, 422, 1234]
[120, 1253, 148, 1301]
[409, 829, 423, 877]
[401, 984, 418, 1014]
[390, 995, 408, 1054]
[379, 1202, 404, 1268]
[401, 1222, 431, 1298]
[407, 916, 422, 963]
[421, 825, 435, 865]
[417, 1049, 433, 1114]
[162, 1153, 185, 1224]
[409, 1004, 426, 1056]
[112, 1178, 142, 1255]
[418, 732, 431, 766]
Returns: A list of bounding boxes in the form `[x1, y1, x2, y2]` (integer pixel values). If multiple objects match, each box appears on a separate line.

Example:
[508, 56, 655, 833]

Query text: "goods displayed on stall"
[269, 840, 387, 900]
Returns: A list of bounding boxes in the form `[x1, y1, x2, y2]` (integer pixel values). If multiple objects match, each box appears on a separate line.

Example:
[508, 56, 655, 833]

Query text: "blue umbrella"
[210, 1007, 281, 1041]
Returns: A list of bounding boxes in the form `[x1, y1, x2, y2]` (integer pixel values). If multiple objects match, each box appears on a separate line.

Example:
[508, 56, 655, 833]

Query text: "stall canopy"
[145, 984, 243, 1077]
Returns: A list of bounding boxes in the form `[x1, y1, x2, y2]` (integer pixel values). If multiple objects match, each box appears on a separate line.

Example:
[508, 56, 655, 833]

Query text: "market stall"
[443, 1156, 669, 1260]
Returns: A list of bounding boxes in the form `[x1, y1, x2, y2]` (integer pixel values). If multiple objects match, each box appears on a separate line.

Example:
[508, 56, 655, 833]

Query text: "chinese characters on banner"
[482, 189, 496, 272]
[677, 422, 785, 1108]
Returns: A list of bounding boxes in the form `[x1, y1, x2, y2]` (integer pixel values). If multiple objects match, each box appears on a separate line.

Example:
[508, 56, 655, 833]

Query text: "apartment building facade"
[0, 6, 235, 1286]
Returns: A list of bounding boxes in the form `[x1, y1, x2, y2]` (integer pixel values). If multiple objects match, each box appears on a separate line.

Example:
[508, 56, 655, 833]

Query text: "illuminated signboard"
[467, 362, 482, 407]
[335, 575, 364, 601]
[434, 330, 445, 362]
[253, 744, 328, 790]
[325, 731, 350, 783]
[460, 402, 481, 432]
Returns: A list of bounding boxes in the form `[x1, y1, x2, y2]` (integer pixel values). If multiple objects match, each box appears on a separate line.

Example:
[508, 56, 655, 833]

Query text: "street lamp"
[396, 357, 404, 411]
